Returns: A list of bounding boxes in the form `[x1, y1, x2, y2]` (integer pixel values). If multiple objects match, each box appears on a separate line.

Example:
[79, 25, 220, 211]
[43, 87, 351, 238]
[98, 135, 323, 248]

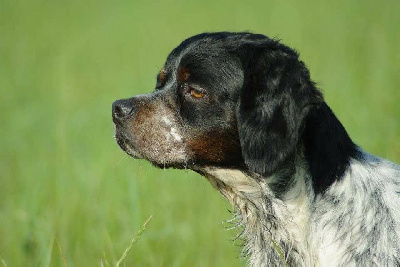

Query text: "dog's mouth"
[114, 130, 142, 159]
[114, 125, 197, 170]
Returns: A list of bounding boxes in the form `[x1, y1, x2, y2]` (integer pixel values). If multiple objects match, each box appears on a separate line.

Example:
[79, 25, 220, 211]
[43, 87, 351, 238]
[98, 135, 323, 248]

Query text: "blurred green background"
[1, 0, 399, 266]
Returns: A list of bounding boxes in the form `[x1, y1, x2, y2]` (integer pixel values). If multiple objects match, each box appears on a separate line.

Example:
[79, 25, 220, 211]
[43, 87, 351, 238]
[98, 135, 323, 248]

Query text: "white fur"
[311, 152, 400, 266]
[201, 150, 400, 266]
[162, 116, 183, 142]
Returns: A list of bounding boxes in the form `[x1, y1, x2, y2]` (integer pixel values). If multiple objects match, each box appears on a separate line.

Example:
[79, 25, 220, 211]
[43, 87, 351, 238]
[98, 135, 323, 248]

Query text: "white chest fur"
[201, 166, 315, 266]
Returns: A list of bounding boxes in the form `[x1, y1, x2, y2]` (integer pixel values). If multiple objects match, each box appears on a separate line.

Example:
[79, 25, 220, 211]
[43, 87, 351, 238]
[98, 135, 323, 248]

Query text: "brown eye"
[189, 87, 205, 99]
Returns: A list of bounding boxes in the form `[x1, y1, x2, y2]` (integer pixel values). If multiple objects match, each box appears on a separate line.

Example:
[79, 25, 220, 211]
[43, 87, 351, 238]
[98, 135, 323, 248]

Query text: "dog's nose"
[112, 98, 134, 122]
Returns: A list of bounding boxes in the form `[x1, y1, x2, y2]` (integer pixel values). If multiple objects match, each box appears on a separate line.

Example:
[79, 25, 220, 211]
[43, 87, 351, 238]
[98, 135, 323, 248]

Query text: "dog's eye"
[188, 87, 205, 99]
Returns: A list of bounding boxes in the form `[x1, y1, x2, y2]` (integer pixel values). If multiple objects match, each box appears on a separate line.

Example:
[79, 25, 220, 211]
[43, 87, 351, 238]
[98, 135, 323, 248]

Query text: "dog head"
[112, 32, 325, 176]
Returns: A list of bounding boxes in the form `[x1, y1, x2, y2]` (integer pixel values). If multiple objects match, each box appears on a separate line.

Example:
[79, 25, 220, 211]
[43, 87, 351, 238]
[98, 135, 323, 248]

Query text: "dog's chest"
[201, 167, 316, 266]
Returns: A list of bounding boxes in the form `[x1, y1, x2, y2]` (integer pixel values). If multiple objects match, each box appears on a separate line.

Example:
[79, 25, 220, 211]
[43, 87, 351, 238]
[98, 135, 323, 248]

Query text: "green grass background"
[1, 0, 399, 266]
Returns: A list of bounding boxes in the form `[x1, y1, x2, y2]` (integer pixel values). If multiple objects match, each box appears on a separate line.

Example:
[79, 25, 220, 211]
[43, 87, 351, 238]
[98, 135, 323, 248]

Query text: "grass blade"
[116, 215, 153, 267]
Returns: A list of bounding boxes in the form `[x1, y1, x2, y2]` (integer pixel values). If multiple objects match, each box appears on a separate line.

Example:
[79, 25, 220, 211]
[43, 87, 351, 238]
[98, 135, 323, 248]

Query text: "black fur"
[113, 32, 400, 266]
[223, 33, 357, 194]
[114, 31, 359, 195]
[303, 103, 359, 194]
[231, 37, 324, 177]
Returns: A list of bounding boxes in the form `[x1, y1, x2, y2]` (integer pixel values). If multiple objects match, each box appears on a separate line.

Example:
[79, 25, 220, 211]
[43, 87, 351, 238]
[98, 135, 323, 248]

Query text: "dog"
[112, 32, 400, 266]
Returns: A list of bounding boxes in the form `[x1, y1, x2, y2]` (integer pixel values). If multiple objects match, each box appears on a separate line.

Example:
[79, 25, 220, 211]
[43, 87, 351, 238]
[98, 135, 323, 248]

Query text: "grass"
[0, 0, 399, 266]
[116, 215, 152, 267]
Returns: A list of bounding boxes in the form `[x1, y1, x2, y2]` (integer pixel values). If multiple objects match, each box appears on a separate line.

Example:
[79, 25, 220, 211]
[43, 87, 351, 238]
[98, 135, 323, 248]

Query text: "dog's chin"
[151, 161, 194, 170]
[114, 133, 142, 159]
[121, 145, 142, 159]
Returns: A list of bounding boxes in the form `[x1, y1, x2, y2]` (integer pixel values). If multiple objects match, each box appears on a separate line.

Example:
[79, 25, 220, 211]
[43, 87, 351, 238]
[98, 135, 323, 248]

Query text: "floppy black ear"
[236, 42, 322, 175]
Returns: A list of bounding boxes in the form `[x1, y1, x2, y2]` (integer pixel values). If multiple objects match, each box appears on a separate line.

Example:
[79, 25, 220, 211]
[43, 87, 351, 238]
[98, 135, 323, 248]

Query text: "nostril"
[112, 99, 134, 121]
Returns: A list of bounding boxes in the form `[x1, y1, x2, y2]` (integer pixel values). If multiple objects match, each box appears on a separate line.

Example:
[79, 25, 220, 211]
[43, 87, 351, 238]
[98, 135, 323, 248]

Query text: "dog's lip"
[114, 131, 142, 159]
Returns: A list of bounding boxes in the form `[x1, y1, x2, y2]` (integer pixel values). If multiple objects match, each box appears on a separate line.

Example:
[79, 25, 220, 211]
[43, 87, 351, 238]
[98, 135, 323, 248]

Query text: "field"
[1, 0, 399, 266]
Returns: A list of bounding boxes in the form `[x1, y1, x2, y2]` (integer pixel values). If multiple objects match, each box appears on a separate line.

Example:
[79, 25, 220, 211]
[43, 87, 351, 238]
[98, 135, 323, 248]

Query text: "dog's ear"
[236, 43, 322, 175]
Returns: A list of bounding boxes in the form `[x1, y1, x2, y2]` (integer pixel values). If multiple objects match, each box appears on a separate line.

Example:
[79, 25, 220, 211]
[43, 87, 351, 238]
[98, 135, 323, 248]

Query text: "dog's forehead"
[162, 31, 273, 72]
[165, 38, 226, 71]
[161, 37, 244, 94]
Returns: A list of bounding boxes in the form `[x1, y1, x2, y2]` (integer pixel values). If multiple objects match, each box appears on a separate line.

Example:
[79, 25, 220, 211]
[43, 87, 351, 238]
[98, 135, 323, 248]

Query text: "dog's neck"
[199, 163, 315, 266]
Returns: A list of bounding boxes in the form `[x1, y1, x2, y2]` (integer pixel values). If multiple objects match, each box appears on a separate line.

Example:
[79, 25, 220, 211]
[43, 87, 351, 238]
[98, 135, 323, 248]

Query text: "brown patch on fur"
[178, 67, 190, 83]
[156, 68, 167, 88]
[187, 130, 243, 166]
[124, 98, 187, 164]
[128, 103, 156, 147]
[159, 68, 166, 82]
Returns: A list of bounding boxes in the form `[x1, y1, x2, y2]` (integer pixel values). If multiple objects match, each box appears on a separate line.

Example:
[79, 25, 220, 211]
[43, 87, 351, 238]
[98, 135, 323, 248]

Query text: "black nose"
[112, 98, 134, 122]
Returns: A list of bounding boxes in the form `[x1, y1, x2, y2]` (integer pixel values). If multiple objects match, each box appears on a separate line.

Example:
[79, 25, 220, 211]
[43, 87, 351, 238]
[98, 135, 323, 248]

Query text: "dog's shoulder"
[312, 149, 400, 266]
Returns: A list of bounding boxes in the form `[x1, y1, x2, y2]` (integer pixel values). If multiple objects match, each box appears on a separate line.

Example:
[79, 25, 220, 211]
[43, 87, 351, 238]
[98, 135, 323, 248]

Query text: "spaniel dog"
[112, 32, 400, 266]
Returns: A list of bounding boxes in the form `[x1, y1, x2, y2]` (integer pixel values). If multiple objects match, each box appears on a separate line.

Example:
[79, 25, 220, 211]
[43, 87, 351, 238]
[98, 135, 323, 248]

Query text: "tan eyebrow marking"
[178, 67, 190, 83]
[159, 68, 166, 83]
[156, 68, 167, 88]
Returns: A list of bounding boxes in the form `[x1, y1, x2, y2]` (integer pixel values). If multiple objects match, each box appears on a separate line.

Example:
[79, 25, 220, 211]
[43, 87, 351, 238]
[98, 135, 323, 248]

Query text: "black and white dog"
[112, 32, 400, 266]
